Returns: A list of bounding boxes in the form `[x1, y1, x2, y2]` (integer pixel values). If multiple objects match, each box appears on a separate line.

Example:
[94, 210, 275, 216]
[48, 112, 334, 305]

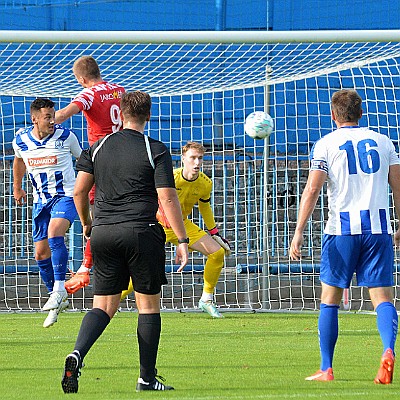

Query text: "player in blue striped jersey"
[290, 89, 400, 384]
[12, 98, 82, 328]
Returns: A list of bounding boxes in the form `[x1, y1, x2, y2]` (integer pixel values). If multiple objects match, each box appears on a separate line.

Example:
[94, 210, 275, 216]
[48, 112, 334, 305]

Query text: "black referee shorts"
[90, 221, 168, 295]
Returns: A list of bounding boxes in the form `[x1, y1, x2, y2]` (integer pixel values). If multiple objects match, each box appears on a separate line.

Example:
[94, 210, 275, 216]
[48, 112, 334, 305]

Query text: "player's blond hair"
[182, 141, 206, 155]
[73, 56, 101, 80]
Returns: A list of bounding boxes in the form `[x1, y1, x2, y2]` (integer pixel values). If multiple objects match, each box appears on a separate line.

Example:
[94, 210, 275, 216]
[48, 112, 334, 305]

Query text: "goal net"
[1, 30, 400, 313]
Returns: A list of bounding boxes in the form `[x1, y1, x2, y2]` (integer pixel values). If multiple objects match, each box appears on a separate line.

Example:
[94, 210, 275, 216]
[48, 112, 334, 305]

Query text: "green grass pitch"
[1, 311, 399, 399]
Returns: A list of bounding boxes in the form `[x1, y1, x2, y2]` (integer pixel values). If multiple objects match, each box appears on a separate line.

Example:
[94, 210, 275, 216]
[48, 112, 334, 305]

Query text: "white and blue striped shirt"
[310, 126, 400, 235]
[12, 124, 82, 204]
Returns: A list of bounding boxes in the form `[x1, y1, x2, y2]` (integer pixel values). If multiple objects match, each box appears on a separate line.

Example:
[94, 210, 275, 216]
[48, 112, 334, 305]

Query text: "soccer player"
[289, 89, 400, 384]
[12, 98, 82, 328]
[61, 91, 189, 394]
[55, 55, 125, 294]
[122, 141, 231, 318]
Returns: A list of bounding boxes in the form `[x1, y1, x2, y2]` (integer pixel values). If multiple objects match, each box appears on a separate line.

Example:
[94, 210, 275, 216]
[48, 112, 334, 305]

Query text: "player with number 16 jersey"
[310, 126, 400, 236]
[290, 89, 400, 384]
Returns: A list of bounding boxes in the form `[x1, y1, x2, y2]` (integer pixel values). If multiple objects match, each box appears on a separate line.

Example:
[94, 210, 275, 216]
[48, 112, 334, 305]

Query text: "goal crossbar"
[1, 29, 400, 44]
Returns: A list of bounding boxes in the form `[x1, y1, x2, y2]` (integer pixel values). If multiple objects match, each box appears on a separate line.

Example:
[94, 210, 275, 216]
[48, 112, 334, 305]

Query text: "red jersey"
[72, 81, 125, 145]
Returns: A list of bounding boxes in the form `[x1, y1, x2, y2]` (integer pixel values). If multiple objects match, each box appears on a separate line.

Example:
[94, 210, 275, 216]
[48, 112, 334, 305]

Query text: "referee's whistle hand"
[176, 244, 189, 272]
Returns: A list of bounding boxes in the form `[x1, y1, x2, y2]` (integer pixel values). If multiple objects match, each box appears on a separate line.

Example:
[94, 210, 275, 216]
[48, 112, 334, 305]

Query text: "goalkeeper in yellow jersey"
[122, 141, 231, 318]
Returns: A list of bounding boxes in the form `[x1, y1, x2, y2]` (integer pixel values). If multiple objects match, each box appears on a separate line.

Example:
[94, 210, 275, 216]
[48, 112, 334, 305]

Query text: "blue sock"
[319, 303, 339, 371]
[37, 257, 54, 292]
[376, 301, 398, 356]
[48, 236, 68, 281]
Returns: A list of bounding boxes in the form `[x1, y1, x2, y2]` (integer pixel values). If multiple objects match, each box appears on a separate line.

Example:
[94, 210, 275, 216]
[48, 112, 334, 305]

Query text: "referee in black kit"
[61, 91, 189, 393]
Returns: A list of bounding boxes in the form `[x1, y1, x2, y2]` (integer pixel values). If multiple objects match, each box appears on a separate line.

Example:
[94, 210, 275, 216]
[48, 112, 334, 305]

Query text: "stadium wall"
[1, 0, 399, 32]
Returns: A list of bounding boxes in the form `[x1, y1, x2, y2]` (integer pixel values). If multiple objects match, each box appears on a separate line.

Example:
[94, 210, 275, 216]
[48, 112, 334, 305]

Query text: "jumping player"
[55, 55, 125, 294]
[13, 98, 82, 327]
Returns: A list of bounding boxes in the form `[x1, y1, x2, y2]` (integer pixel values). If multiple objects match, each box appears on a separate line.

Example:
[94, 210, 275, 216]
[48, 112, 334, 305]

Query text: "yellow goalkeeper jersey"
[174, 167, 216, 230]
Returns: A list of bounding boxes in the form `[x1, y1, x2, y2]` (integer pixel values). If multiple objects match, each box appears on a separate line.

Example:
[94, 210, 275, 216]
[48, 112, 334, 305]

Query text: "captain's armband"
[310, 159, 328, 173]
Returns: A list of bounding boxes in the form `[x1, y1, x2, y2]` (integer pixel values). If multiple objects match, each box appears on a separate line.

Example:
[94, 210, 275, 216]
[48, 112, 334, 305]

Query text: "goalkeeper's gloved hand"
[208, 227, 231, 256]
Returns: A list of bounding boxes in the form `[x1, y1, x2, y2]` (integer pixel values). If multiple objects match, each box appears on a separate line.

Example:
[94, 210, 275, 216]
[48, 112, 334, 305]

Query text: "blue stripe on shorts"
[320, 233, 394, 288]
[32, 196, 77, 242]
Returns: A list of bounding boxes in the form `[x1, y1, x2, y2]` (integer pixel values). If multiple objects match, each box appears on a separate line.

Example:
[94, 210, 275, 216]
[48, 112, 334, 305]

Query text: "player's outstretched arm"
[55, 103, 81, 124]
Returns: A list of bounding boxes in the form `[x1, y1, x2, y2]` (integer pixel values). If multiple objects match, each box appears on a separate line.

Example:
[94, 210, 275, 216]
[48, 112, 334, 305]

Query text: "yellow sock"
[203, 247, 225, 293]
[121, 278, 134, 301]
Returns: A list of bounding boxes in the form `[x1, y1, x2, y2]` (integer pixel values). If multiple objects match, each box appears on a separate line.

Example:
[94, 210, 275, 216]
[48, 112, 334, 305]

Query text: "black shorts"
[90, 222, 167, 295]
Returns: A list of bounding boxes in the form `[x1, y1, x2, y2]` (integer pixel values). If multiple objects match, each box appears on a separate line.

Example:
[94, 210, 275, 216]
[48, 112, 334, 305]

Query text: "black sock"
[74, 308, 111, 360]
[137, 313, 161, 382]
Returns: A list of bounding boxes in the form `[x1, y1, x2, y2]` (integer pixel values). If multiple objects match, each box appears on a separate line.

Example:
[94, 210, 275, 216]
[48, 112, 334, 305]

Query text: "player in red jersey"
[55, 56, 125, 294]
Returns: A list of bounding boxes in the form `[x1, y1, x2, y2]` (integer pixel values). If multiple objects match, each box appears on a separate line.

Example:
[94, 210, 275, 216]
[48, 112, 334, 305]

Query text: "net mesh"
[1, 35, 400, 312]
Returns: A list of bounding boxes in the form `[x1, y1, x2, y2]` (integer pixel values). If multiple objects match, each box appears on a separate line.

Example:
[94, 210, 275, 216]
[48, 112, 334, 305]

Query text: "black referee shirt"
[76, 128, 175, 226]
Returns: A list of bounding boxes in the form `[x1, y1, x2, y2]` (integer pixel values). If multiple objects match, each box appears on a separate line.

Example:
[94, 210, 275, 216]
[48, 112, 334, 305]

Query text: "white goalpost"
[1, 30, 400, 313]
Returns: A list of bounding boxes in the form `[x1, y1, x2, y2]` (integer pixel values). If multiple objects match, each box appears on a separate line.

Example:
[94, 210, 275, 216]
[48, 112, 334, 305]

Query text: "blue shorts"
[32, 196, 77, 242]
[320, 234, 394, 288]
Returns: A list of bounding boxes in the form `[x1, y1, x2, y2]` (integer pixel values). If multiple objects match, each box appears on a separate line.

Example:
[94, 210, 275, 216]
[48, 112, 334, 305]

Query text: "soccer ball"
[244, 111, 274, 139]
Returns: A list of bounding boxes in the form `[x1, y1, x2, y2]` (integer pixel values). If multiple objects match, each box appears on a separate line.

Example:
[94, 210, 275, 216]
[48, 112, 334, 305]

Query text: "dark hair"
[30, 98, 55, 115]
[120, 91, 152, 124]
[331, 89, 362, 123]
[73, 56, 101, 80]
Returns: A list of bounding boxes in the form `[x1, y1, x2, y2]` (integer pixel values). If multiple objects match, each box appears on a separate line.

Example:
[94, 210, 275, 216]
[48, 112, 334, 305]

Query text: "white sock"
[200, 292, 213, 303]
[77, 266, 90, 273]
[53, 280, 65, 292]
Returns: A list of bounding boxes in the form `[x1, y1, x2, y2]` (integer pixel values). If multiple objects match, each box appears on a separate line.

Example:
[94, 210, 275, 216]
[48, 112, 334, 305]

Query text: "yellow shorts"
[164, 219, 207, 247]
